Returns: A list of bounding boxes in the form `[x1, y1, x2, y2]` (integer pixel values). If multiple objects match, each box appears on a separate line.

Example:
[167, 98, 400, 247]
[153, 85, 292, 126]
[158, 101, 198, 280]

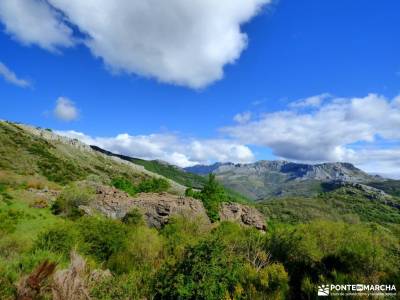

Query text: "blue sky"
[0, 0, 400, 176]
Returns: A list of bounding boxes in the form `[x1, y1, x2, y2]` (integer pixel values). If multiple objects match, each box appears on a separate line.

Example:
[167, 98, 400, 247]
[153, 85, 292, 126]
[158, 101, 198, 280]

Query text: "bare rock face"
[81, 185, 210, 228]
[219, 203, 266, 232]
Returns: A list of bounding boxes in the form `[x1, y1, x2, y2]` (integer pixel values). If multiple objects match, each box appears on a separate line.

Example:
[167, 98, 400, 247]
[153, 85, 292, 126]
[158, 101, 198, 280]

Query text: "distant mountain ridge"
[185, 160, 385, 200]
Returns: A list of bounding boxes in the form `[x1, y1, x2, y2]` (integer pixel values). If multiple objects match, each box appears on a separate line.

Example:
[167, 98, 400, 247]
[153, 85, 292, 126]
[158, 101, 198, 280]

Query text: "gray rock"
[219, 202, 266, 232]
[81, 185, 268, 231]
[83, 185, 210, 228]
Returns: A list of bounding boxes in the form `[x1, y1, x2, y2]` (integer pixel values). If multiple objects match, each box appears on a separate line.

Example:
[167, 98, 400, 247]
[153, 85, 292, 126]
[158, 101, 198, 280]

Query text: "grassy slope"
[0, 121, 156, 186]
[367, 180, 400, 197]
[257, 186, 400, 232]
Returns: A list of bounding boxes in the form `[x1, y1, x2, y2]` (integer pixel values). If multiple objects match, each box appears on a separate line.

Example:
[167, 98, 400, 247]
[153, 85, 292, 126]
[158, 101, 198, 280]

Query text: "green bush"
[161, 215, 210, 258]
[137, 177, 170, 193]
[112, 177, 170, 196]
[122, 208, 145, 226]
[77, 217, 128, 262]
[33, 224, 79, 258]
[111, 177, 137, 196]
[108, 226, 163, 274]
[154, 230, 288, 300]
[51, 183, 94, 218]
[266, 221, 400, 298]
[90, 272, 145, 300]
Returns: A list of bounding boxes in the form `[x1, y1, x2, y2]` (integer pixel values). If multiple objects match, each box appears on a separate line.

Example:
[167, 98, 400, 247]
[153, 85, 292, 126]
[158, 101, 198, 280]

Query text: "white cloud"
[56, 130, 255, 167]
[233, 111, 252, 124]
[223, 93, 400, 173]
[348, 148, 400, 178]
[0, 0, 270, 88]
[289, 93, 331, 109]
[0, 0, 75, 52]
[0, 61, 31, 88]
[54, 97, 79, 121]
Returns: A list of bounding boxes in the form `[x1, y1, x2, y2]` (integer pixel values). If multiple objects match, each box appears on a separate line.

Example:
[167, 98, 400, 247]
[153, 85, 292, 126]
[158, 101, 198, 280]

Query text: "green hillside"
[258, 185, 400, 230]
[367, 180, 400, 197]
[90, 145, 206, 188]
[0, 121, 151, 186]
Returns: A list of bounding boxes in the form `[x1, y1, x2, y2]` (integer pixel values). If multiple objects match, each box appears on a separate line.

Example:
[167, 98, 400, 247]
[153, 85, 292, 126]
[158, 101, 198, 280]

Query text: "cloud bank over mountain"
[57, 130, 255, 167]
[224, 93, 400, 176]
[55, 93, 400, 176]
[0, 0, 270, 88]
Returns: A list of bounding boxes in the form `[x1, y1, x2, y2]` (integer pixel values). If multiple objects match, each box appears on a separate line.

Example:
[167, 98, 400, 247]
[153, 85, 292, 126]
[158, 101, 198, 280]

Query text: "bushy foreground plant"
[154, 222, 288, 299]
[266, 220, 400, 298]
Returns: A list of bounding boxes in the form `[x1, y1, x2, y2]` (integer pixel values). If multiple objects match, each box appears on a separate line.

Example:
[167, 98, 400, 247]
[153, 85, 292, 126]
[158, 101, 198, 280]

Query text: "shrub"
[51, 183, 94, 218]
[112, 177, 170, 195]
[77, 217, 128, 262]
[154, 231, 288, 300]
[33, 224, 80, 258]
[122, 208, 145, 226]
[184, 187, 201, 198]
[111, 177, 137, 196]
[90, 272, 145, 300]
[266, 221, 400, 298]
[161, 215, 210, 258]
[137, 177, 170, 193]
[108, 226, 163, 274]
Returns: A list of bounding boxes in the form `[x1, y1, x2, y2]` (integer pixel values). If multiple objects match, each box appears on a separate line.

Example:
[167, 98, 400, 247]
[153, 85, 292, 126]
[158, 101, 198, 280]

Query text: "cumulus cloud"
[56, 130, 255, 167]
[0, 0, 75, 51]
[233, 111, 252, 124]
[0, 61, 31, 88]
[223, 93, 400, 172]
[0, 0, 270, 88]
[54, 97, 79, 121]
[348, 148, 400, 178]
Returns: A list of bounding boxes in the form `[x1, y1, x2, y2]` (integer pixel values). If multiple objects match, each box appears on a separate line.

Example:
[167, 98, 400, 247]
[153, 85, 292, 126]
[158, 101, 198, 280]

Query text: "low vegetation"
[1, 190, 399, 299]
[258, 186, 400, 228]
[111, 176, 170, 196]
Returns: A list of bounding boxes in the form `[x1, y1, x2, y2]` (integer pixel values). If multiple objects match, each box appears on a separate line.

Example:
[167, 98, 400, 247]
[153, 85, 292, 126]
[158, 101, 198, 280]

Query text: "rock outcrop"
[80, 185, 210, 228]
[80, 185, 267, 231]
[219, 202, 266, 232]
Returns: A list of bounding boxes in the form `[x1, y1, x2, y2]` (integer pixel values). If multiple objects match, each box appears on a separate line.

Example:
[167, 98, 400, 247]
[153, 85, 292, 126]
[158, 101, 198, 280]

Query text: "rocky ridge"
[185, 160, 385, 200]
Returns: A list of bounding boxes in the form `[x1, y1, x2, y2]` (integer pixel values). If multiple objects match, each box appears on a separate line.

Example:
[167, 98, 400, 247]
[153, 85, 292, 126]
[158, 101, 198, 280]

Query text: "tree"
[200, 174, 228, 222]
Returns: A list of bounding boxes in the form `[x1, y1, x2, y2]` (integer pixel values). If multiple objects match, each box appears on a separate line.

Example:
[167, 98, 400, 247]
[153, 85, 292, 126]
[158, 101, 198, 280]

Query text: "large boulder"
[80, 185, 210, 228]
[219, 202, 266, 232]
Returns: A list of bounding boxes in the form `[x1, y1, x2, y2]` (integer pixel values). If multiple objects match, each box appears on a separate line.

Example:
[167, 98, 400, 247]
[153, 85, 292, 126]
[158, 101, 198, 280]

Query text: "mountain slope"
[185, 160, 385, 200]
[257, 183, 400, 229]
[0, 121, 185, 193]
[90, 145, 206, 188]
